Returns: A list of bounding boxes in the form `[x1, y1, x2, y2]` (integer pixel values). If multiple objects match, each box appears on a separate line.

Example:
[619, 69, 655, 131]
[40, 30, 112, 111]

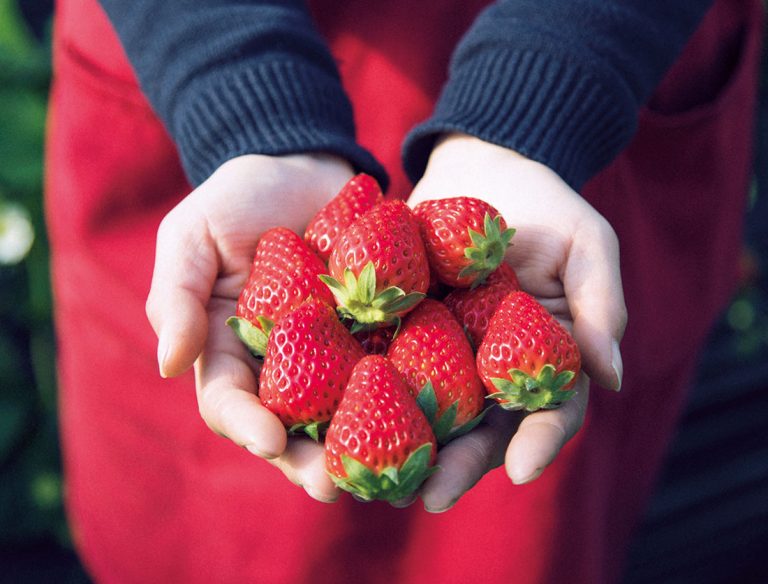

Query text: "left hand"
[406, 133, 626, 512]
[145, 153, 355, 503]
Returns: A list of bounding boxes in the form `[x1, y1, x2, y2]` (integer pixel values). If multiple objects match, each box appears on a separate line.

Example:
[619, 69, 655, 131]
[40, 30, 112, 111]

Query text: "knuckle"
[527, 418, 568, 442]
[452, 429, 499, 471]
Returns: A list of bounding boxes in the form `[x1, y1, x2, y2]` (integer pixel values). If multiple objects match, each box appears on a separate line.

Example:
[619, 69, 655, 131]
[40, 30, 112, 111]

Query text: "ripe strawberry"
[413, 196, 515, 288]
[387, 299, 486, 444]
[227, 227, 335, 357]
[476, 291, 581, 411]
[444, 262, 521, 349]
[258, 299, 365, 439]
[304, 173, 384, 263]
[325, 355, 437, 502]
[321, 200, 429, 331]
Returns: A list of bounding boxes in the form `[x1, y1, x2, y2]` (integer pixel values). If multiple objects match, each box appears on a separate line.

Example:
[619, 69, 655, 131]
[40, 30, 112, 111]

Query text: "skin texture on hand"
[145, 153, 354, 503]
[407, 133, 627, 512]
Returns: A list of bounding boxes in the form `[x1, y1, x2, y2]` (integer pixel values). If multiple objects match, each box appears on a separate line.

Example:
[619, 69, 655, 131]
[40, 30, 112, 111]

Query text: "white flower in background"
[0, 201, 35, 265]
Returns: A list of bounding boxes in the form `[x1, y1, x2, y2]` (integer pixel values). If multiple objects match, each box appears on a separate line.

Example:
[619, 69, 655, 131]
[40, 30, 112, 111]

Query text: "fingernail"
[305, 486, 338, 503]
[611, 339, 623, 392]
[244, 444, 277, 459]
[512, 466, 544, 485]
[157, 333, 170, 378]
[424, 499, 458, 514]
[390, 494, 417, 509]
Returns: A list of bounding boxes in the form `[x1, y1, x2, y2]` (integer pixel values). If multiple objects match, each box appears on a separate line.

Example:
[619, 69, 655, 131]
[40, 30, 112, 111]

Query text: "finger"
[420, 408, 519, 513]
[563, 218, 627, 391]
[505, 380, 589, 484]
[268, 438, 340, 503]
[389, 493, 418, 509]
[195, 298, 287, 458]
[146, 198, 220, 378]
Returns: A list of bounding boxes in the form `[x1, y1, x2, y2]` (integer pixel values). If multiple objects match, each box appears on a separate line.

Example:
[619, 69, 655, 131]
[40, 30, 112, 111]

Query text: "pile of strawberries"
[228, 174, 581, 502]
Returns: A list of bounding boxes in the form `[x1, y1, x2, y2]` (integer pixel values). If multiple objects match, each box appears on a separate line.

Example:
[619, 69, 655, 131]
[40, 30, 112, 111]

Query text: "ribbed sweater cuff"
[171, 60, 388, 188]
[402, 49, 638, 191]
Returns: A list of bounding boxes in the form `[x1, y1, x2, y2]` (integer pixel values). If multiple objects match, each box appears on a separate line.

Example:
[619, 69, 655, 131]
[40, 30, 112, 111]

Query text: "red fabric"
[46, 1, 763, 583]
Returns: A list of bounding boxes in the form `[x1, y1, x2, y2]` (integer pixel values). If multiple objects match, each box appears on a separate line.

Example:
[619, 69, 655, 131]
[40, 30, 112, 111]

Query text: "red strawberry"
[321, 200, 429, 331]
[304, 173, 384, 263]
[413, 196, 515, 288]
[387, 299, 486, 444]
[325, 355, 437, 502]
[476, 291, 581, 411]
[444, 262, 521, 348]
[227, 227, 335, 357]
[258, 299, 366, 439]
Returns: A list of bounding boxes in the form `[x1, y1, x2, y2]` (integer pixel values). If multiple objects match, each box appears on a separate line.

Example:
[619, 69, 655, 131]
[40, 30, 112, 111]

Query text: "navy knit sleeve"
[98, 0, 387, 188]
[402, 0, 714, 190]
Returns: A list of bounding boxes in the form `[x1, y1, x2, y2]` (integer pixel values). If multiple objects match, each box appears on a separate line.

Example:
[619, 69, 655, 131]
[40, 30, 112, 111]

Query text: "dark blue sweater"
[98, 0, 713, 190]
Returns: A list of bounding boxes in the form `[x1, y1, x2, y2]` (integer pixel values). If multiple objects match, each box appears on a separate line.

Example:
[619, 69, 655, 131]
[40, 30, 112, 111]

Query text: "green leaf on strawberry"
[487, 364, 576, 412]
[320, 261, 425, 332]
[459, 213, 516, 287]
[288, 420, 326, 442]
[331, 443, 438, 503]
[225, 315, 274, 358]
[416, 381, 495, 445]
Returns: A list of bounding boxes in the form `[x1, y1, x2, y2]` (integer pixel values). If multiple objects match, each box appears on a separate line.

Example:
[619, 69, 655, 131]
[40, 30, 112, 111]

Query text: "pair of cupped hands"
[146, 133, 627, 511]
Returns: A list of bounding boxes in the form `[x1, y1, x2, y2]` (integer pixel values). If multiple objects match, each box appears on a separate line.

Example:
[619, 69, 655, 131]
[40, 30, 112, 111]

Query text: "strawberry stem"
[320, 262, 425, 330]
[288, 420, 327, 442]
[330, 443, 437, 502]
[458, 213, 515, 287]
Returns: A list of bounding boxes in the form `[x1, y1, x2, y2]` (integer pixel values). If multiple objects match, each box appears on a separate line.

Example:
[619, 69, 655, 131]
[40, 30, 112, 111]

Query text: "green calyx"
[487, 364, 576, 412]
[459, 213, 515, 287]
[288, 421, 327, 442]
[319, 261, 425, 333]
[416, 381, 494, 445]
[226, 315, 274, 358]
[330, 443, 438, 503]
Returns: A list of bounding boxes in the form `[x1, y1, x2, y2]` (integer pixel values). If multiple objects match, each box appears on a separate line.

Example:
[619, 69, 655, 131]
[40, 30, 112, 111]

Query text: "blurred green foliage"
[0, 0, 70, 551]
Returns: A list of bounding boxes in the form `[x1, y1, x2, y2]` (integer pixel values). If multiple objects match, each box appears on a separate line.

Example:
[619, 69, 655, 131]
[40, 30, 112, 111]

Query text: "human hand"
[145, 153, 354, 502]
[406, 134, 627, 512]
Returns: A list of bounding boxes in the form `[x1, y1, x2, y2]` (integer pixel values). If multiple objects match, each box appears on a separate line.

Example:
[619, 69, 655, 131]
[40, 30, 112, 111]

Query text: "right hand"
[145, 153, 354, 503]
[408, 133, 627, 511]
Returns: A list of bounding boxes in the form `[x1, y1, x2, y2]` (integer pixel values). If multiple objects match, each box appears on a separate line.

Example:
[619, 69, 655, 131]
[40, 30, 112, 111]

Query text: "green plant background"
[0, 0, 91, 580]
[0, 1, 766, 583]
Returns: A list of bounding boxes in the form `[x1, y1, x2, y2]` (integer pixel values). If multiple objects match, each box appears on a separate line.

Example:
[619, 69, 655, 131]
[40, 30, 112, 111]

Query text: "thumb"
[146, 208, 218, 378]
[564, 217, 627, 391]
